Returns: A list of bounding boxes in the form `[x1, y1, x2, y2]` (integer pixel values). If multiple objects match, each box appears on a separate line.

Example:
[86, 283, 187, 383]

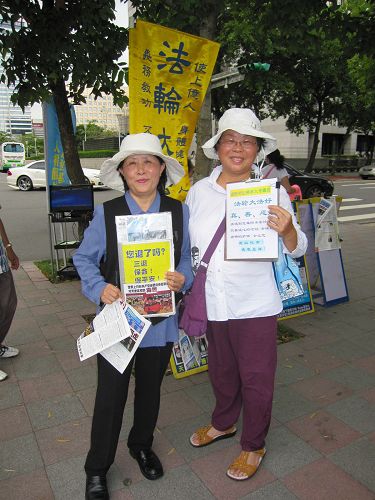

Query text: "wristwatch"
[5, 243, 12, 249]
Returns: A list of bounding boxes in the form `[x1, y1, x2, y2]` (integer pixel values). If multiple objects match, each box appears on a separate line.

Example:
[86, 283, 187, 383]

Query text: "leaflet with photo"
[77, 299, 131, 361]
[315, 197, 341, 251]
[77, 299, 151, 373]
[170, 330, 208, 378]
[226, 179, 279, 260]
[115, 213, 175, 318]
[100, 304, 151, 373]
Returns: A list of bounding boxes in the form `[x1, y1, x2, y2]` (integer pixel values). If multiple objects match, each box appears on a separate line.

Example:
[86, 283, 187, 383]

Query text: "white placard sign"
[226, 179, 279, 260]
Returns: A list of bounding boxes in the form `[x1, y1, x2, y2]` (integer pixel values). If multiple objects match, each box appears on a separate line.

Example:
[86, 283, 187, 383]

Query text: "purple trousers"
[206, 316, 277, 451]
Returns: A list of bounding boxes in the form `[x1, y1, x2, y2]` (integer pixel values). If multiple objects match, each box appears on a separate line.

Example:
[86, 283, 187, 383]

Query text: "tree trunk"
[305, 103, 323, 173]
[194, 5, 218, 182]
[338, 127, 351, 156]
[51, 77, 85, 184]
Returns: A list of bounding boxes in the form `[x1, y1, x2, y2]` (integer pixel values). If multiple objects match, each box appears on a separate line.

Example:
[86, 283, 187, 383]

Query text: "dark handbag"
[178, 217, 226, 337]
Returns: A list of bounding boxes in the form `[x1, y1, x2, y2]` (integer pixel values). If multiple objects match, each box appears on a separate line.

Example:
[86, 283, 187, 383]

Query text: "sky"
[31, 1, 129, 119]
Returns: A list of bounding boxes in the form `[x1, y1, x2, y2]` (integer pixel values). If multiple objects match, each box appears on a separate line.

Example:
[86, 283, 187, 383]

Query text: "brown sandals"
[189, 424, 237, 448]
[226, 448, 266, 481]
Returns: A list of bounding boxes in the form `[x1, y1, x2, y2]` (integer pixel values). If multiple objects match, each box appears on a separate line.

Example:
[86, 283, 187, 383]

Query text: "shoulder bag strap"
[200, 216, 226, 266]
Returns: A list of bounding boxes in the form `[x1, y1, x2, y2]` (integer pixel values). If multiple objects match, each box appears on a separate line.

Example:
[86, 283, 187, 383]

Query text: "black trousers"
[85, 343, 173, 476]
[0, 270, 17, 344]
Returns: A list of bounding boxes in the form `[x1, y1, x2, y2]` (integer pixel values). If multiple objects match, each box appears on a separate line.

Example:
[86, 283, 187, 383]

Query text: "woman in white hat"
[186, 109, 307, 481]
[74, 133, 193, 499]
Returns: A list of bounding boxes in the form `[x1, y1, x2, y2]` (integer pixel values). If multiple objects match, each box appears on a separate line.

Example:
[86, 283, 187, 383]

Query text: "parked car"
[284, 163, 334, 198]
[358, 164, 375, 179]
[7, 160, 105, 191]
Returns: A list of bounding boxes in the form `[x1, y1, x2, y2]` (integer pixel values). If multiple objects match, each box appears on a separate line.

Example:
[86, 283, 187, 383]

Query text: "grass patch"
[34, 260, 57, 282]
[34, 259, 79, 283]
[277, 322, 304, 344]
[82, 313, 96, 324]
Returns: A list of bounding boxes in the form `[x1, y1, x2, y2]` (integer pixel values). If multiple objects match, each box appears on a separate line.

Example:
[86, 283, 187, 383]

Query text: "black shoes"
[129, 448, 164, 480]
[85, 475, 109, 500]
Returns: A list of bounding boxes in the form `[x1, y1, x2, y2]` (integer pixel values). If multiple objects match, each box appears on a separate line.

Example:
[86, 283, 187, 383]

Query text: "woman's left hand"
[267, 205, 297, 252]
[165, 271, 185, 292]
[267, 205, 293, 236]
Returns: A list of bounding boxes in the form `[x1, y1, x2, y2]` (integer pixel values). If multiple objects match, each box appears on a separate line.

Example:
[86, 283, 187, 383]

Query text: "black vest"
[101, 194, 183, 325]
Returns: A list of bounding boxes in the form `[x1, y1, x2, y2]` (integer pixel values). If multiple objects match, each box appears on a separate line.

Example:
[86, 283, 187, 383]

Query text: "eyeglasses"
[219, 137, 258, 149]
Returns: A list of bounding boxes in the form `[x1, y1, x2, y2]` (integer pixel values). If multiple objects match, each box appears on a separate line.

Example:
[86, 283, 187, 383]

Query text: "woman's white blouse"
[186, 166, 308, 321]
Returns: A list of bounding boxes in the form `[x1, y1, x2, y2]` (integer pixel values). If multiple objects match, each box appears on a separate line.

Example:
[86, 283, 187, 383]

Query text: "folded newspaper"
[77, 299, 151, 373]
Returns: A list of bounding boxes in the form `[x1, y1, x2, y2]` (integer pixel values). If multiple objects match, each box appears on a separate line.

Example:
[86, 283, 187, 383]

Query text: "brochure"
[170, 329, 208, 378]
[226, 178, 279, 260]
[77, 299, 151, 373]
[315, 197, 341, 251]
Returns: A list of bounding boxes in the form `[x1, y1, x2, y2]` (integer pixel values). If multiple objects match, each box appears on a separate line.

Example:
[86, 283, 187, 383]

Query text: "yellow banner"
[129, 20, 220, 200]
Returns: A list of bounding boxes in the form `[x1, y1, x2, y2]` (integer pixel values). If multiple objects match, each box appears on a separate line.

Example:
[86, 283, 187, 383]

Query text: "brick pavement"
[0, 222, 374, 499]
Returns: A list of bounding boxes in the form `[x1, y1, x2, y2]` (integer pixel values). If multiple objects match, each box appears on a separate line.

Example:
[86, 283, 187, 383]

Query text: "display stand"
[48, 212, 88, 279]
[297, 197, 349, 307]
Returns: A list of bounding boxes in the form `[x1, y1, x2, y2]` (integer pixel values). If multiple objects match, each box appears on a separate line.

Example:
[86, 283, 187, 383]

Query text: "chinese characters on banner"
[226, 179, 279, 260]
[129, 20, 220, 200]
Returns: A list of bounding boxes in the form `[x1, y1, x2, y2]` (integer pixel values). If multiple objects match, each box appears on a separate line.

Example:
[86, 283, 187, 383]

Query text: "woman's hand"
[100, 284, 123, 304]
[165, 271, 185, 292]
[7, 247, 19, 270]
[267, 205, 297, 252]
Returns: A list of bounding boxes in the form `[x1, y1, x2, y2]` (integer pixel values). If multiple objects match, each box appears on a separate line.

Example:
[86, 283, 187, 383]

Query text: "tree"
[0, 131, 11, 143]
[0, 1, 128, 183]
[214, 0, 356, 172]
[75, 121, 118, 149]
[131, 0, 370, 173]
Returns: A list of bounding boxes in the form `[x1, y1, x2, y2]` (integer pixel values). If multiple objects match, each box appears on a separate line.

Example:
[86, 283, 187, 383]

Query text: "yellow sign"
[129, 20, 220, 200]
[122, 241, 171, 283]
[230, 186, 272, 197]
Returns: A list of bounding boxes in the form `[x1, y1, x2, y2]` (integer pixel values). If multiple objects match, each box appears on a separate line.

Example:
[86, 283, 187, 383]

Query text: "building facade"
[74, 88, 129, 135]
[262, 116, 371, 163]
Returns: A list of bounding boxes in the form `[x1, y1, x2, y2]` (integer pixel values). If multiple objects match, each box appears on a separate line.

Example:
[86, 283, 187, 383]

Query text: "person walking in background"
[0, 206, 20, 381]
[74, 133, 193, 500]
[186, 108, 307, 481]
[261, 148, 296, 195]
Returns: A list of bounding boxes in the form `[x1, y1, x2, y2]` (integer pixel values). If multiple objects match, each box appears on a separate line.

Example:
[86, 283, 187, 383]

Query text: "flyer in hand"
[77, 299, 151, 373]
[115, 212, 175, 317]
[226, 179, 279, 260]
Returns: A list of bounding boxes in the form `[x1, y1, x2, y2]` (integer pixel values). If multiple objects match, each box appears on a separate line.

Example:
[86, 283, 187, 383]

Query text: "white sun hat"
[100, 133, 185, 192]
[202, 108, 277, 159]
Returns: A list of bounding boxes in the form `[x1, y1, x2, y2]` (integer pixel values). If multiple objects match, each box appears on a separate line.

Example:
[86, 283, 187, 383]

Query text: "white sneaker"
[0, 369, 8, 381]
[0, 345, 19, 358]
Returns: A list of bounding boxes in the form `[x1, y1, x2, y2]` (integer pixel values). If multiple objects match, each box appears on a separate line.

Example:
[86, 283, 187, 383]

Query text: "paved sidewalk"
[0, 222, 374, 500]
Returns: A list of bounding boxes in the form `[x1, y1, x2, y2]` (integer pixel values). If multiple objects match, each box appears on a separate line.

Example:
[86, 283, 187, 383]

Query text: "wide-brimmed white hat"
[202, 108, 277, 159]
[100, 133, 185, 191]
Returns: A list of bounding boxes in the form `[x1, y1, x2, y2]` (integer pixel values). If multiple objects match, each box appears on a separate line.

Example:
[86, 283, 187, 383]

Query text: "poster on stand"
[116, 213, 175, 317]
[226, 179, 279, 260]
[170, 330, 208, 379]
[315, 197, 341, 251]
[276, 200, 314, 319]
[309, 197, 349, 306]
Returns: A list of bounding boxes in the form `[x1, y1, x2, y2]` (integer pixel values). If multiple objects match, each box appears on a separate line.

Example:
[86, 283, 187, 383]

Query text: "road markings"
[339, 203, 375, 211]
[342, 198, 362, 202]
[338, 214, 375, 222]
[338, 182, 375, 187]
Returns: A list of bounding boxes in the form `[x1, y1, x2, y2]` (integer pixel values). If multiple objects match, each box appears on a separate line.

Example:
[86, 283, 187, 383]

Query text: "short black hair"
[117, 155, 167, 194]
